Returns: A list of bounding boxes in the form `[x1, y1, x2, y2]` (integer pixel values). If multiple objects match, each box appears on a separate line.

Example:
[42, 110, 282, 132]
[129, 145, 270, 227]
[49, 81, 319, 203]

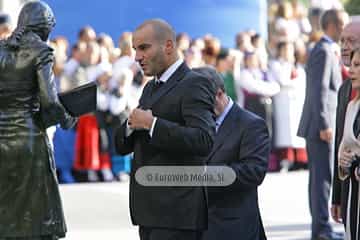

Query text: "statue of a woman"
[0, 1, 75, 239]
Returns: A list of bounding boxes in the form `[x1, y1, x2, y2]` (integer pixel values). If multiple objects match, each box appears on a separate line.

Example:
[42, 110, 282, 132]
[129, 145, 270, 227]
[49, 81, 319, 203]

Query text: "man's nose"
[135, 52, 143, 62]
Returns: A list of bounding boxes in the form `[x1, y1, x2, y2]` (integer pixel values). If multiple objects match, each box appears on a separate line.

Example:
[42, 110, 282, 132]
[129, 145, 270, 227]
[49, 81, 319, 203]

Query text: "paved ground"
[59, 170, 343, 240]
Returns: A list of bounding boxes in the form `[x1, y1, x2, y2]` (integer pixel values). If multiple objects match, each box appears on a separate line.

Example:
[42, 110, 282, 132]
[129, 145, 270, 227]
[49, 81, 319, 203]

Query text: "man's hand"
[331, 204, 342, 223]
[128, 108, 154, 130]
[320, 128, 333, 143]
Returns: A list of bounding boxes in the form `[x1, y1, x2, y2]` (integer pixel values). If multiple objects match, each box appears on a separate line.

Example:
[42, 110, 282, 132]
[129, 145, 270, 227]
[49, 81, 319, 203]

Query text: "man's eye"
[139, 45, 150, 50]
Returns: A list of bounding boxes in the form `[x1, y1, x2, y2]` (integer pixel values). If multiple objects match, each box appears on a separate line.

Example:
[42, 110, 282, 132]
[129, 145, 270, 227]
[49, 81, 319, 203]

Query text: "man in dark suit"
[193, 67, 269, 240]
[331, 20, 360, 227]
[114, 19, 216, 240]
[297, 9, 348, 240]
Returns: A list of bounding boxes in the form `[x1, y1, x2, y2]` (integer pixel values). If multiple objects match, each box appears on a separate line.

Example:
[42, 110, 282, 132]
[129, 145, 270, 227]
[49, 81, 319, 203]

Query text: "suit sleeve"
[149, 76, 216, 156]
[309, 48, 332, 131]
[113, 81, 154, 155]
[114, 120, 136, 155]
[231, 118, 270, 189]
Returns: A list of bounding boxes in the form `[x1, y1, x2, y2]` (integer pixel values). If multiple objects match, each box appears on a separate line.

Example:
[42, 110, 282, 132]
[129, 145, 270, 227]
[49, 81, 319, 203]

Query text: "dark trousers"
[139, 226, 203, 240]
[306, 138, 333, 239]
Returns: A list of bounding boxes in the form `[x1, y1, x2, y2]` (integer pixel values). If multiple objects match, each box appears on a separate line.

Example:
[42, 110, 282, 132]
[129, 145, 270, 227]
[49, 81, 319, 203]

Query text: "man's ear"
[165, 39, 174, 54]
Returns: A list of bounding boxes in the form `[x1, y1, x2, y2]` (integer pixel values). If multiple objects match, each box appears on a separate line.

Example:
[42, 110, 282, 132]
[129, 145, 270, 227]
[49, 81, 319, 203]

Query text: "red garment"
[276, 148, 308, 163]
[342, 64, 350, 81]
[267, 152, 279, 172]
[99, 152, 111, 169]
[342, 66, 357, 100]
[351, 89, 357, 100]
[74, 114, 111, 170]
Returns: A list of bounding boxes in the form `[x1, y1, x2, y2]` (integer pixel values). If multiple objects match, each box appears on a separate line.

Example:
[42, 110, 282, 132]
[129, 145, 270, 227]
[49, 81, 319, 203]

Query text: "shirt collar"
[155, 58, 183, 83]
[216, 97, 234, 127]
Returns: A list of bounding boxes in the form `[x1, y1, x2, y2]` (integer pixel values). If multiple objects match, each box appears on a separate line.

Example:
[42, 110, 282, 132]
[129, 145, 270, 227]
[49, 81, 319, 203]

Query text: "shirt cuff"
[126, 119, 134, 137]
[149, 117, 157, 137]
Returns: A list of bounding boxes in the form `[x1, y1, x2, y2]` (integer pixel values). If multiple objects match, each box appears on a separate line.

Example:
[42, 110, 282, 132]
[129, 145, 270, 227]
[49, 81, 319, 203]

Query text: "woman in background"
[338, 48, 360, 240]
[270, 41, 307, 171]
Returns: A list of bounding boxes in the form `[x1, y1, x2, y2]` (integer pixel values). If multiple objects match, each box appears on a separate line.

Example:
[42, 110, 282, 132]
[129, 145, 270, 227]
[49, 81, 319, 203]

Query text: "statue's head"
[17, 1, 56, 41]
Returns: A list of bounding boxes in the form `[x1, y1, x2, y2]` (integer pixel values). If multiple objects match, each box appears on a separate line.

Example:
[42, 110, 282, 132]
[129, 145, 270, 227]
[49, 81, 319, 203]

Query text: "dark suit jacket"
[202, 104, 269, 240]
[115, 62, 216, 230]
[331, 79, 351, 222]
[298, 37, 342, 139]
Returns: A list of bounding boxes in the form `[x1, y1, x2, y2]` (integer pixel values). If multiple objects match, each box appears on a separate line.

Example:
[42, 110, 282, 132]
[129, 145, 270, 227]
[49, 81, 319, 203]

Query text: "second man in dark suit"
[193, 67, 269, 240]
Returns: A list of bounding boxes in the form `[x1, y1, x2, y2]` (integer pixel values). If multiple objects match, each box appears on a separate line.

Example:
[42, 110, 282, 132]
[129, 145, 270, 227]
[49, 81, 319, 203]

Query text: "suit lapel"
[207, 104, 238, 161]
[142, 63, 189, 109]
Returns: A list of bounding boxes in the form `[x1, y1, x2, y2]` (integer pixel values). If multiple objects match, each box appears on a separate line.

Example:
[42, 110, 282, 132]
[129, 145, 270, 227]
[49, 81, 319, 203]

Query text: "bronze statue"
[0, 1, 75, 239]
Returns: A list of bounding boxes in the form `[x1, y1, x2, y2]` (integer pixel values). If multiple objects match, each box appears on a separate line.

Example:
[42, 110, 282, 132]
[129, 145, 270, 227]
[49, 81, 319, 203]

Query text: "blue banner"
[44, 0, 267, 48]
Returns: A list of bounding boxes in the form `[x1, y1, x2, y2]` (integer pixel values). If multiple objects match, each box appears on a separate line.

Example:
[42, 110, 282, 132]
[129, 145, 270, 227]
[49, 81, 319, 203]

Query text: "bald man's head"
[132, 19, 179, 77]
[341, 21, 360, 66]
[136, 19, 176, 45]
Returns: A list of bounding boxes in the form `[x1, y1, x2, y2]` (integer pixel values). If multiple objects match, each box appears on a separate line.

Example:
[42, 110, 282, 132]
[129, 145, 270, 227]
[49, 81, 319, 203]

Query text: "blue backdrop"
[43, 0, 267, 48]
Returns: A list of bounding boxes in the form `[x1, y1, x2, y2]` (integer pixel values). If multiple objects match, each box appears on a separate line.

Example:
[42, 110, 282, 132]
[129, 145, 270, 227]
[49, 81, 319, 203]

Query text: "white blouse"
[338, 99, 360, 180]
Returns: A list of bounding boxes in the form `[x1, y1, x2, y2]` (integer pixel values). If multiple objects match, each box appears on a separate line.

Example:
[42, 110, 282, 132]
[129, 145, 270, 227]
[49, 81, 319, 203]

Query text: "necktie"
[151, 80, 163, 95]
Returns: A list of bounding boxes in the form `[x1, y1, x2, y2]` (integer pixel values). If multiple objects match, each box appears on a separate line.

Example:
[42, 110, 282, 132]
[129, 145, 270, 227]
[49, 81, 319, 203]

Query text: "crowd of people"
[2, 0, 360, 239]
[24, 1, 346, 182]
[39, 0, 345, 184]
[0, 0, 344, 178]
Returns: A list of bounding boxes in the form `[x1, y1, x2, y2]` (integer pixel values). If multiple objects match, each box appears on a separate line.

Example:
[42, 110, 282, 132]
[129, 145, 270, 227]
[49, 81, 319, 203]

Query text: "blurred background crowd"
[0, 0, 356, 184]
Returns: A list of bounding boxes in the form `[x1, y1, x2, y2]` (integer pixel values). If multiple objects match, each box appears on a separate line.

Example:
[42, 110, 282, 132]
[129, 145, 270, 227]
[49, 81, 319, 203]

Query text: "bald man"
[115, 19, 216, 240]
[331, 21, 360, 234]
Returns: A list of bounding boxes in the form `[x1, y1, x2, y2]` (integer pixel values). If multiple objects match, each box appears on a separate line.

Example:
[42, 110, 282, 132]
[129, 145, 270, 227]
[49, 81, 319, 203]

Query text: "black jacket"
[331, 79, 352, 221]
[115, 63, 216, 230]
[202, 104, 269, 240]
